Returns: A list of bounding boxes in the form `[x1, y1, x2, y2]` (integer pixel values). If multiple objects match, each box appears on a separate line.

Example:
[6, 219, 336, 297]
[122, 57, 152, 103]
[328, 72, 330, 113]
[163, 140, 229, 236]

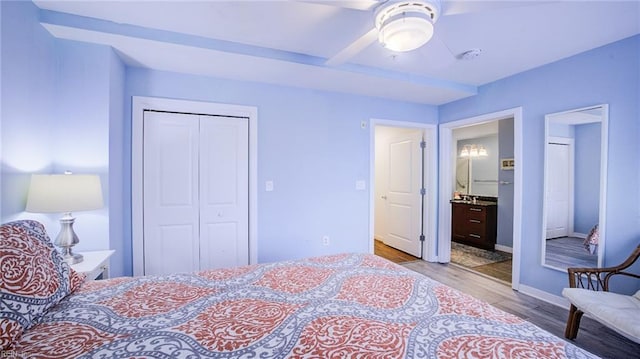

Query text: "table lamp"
[26, 173, 103, 264]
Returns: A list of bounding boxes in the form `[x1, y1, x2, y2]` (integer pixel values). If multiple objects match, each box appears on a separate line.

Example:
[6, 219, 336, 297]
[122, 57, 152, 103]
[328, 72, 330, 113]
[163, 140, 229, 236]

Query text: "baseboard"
[518, 284, 569, 308]
[571, 232, 587, 239]
[495, 244, 513, 253]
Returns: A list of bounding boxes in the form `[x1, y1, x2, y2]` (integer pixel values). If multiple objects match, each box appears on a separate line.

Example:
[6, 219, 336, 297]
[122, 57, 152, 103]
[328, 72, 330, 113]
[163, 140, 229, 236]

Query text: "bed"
[2, 220, 598, 358]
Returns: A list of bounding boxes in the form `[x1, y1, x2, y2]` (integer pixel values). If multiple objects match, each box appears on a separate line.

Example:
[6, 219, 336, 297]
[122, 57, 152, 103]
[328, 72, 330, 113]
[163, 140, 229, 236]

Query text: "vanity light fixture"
[459, 144, 488, 158]
[459, 145, 470, 157]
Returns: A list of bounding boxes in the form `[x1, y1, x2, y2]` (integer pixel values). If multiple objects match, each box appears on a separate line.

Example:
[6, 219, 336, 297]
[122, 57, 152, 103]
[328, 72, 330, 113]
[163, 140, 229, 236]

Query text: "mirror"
[454, 125, 499, 197]
[542, 104, 608, 271]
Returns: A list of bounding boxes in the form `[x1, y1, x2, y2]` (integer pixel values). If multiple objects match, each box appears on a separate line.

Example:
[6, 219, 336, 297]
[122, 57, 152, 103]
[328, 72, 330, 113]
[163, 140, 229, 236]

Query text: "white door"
[143, 111, 200, 275]
[384, 130, 423, 257]
[143, 111, 249, 275]
[546, 141, 571, 239]
[199, 116, 249, 269]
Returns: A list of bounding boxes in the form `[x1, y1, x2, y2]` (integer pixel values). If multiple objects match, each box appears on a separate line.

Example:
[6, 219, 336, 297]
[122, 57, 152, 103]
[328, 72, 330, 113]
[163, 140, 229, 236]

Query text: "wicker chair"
[562, 243, 640, 343]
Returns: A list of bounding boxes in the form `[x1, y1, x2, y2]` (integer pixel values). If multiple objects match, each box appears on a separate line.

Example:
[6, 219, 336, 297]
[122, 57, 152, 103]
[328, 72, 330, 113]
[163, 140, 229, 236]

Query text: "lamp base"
[60, 249, 83, 265]
[55, 213, 83, 265]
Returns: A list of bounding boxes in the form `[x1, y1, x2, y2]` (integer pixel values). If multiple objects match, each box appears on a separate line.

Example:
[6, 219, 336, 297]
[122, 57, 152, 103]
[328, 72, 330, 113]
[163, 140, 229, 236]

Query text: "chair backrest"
[568, 243, 640, 291]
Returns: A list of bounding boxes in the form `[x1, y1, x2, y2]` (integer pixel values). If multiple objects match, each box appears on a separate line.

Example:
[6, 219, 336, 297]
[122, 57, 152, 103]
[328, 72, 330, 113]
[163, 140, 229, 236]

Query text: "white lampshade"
[26, 174, 103, 213]
[379, 16, 434, 52]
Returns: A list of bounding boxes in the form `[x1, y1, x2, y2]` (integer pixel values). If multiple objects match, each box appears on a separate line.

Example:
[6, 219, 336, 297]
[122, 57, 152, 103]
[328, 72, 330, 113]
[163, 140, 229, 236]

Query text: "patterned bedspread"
[9, 253, 597, 358]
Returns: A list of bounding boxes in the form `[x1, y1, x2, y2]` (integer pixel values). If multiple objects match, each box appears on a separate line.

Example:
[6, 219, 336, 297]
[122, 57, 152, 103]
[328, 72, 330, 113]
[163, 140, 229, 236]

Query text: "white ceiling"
[33, 0, 640, 105]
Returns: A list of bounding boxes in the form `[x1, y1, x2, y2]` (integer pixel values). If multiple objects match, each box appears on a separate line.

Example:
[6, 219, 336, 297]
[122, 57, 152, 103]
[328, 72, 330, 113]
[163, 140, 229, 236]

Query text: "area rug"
[451, 242, 511, 268]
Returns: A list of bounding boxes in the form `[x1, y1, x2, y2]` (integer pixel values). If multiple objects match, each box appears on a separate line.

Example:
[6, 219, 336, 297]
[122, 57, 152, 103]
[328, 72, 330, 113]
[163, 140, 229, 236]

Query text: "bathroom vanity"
[451, 199, 497, 251]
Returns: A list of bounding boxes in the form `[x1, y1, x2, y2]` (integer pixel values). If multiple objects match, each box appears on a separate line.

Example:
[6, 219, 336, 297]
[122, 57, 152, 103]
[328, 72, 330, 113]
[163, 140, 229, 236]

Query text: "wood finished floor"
[375, 239, 513, 283]
[374, 242, 639, 358]
[373, 239, 420, 263]
[546, 236, 598, 269]
[468, 258, 512, 283]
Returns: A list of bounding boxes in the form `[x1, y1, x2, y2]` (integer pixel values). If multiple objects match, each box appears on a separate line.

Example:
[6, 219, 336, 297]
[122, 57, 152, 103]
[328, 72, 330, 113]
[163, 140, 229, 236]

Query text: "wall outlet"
[360, 120, 367, 129]
[322, 235, 330, 246]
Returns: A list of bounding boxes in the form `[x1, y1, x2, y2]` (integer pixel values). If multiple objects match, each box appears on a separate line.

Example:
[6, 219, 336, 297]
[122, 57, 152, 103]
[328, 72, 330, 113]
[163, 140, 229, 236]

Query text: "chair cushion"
[562, 287, 640, 343]
[0, 220, 85, 350]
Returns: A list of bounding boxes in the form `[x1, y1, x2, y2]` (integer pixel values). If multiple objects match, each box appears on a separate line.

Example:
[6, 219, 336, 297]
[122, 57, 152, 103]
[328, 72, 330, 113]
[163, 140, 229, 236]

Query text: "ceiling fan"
[320, 0, 502, 66]
[323, 0, 450, 66]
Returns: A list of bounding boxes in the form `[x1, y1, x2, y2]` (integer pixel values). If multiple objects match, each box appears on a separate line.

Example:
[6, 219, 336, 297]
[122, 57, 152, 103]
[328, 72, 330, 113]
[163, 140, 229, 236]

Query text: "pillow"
[0, 220, 84, 349]
[583, 224, 599, 254]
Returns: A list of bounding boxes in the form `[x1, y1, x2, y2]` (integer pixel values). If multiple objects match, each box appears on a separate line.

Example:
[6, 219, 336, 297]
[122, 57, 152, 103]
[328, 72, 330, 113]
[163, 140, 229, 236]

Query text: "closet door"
[199, 116, 249, 269]
[143, 111, 200, 275]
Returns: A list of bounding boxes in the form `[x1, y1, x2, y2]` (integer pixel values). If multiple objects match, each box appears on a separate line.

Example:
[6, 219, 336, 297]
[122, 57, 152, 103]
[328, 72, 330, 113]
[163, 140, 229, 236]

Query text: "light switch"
[355, 180, 366, 190]
[265, 180, 274, 192]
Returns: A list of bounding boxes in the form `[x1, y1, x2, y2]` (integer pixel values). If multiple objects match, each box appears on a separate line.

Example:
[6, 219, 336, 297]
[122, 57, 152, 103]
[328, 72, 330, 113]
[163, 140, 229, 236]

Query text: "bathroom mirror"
[453, 124, 499, 197]
[542, 104, 608, 271]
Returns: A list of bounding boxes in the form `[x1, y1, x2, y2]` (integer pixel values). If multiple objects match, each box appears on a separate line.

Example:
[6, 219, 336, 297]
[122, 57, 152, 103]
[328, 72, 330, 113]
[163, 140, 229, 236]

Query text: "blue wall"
[498, 119, 515, 248]
[1, 1, 127, 276]
[124, 69, 438, 274]
[108, 49, 127, 277]
[440, 35, 640, 295]
[1, 0, 56, 218]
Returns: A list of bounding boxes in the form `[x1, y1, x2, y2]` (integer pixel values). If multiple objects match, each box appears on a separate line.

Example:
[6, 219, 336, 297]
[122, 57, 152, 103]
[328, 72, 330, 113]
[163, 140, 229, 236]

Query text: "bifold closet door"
[143, 111, 200, 276]
[199, 116, 249, 269]
[143, 111, 249, 276]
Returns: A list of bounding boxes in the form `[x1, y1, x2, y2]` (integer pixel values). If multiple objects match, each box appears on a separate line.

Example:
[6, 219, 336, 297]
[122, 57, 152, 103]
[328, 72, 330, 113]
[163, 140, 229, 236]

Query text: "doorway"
[438, 108, 523, 290]
[369, 120, 437, 263]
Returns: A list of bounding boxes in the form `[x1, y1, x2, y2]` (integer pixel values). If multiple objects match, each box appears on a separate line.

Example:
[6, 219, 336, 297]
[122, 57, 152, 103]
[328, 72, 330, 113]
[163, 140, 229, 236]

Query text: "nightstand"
[71, 250, 115, 281]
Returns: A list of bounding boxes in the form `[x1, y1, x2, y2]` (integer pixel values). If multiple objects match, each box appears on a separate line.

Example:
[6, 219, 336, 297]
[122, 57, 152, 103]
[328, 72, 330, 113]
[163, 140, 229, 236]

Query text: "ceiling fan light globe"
[380, 17, 433, 52]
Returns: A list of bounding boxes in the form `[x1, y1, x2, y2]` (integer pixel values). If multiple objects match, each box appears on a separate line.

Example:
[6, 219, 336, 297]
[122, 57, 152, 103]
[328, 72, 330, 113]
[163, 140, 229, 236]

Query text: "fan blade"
[325, 27, 378, 66]
[300, 1, 380, 11]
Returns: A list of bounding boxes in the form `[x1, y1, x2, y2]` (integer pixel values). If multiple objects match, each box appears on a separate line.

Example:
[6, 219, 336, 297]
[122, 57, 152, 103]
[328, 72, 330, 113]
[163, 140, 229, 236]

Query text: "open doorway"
[369, 120, 437, 264]
[438, 108, 523, 290]
[450, 121, 513, 283]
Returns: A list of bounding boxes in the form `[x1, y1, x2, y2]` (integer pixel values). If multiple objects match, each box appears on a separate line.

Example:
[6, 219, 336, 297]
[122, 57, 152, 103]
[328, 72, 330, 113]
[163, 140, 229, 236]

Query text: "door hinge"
[419, 234, 425, 242]
[420, 188, 426, 196]
[420, 140, 426, 149]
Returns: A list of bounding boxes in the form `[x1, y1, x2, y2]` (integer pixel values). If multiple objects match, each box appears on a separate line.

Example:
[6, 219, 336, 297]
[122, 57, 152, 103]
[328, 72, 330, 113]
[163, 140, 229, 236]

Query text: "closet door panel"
[199, 116, 249, 269]
[201, 222, 241, 269]
[143, 111, 200, 275]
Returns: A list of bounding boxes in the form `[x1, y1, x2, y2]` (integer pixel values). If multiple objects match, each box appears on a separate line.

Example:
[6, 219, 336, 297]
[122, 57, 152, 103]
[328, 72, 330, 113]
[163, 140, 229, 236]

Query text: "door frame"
[132, 96, 258, 276]
[369, 119, 438, 261]
[438, 107, 523, 290]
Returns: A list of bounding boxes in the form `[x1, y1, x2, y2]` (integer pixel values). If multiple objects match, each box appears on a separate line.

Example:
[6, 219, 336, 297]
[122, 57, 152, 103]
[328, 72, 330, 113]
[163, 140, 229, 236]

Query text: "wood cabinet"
[451, 201, 497, 250]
